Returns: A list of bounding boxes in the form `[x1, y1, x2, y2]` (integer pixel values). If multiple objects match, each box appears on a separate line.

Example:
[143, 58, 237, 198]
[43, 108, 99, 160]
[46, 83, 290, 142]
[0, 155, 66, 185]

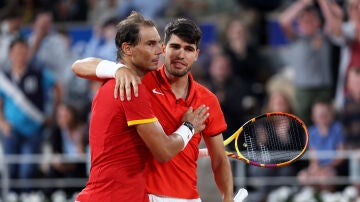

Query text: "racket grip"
[234, 188, 248, 202]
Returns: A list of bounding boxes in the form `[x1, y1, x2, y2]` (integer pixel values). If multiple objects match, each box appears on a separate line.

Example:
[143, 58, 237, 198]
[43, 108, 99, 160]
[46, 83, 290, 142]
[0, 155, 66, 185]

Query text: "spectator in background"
[222, 18, 271, 106]
[205, 53, 257, 140]
[341, 67, 360, 149]
[329, 0, 360, 111]
[341, 67, 360, 191]
[247, 89, 297, 202]
[55, 26, 92, 120]
[0, 37, 60, 193]
[278, 0, 335, 125]
[117, 0, 169, 20]
[235, 0, 283, 45]
[27, 10, 71, 87]
[52, 0, 87, 22]
[297, 100, 346, 192]
[82, 17, 118, 62]
[44, 102, 88, 199]
[87, 0, 119, 24]
[0, 9, 23, 69]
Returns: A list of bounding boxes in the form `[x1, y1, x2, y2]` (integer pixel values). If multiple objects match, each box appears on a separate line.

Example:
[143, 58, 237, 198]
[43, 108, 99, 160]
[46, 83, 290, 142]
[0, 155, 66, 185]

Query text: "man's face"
[10, 42, 29, 67]
[163, 34, 199, 77]
[298, 11, 320, 36]
[130, 26, 162, 72]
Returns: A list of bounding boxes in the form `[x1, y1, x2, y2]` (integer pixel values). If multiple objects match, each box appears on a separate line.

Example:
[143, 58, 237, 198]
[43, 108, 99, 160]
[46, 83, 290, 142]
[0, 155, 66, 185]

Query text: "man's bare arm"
[72, 57, 104, 81]
[72, 57, 141, 100]
[136, 105, 209, 162]
[204, 134, 234, 202]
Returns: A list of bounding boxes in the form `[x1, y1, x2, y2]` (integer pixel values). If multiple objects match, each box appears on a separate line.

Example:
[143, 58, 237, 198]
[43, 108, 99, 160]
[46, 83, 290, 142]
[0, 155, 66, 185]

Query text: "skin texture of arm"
[327, 1, 345, 37]
[136, 106, 208, 162]
[136, 121, 186, 162]
[0, 98, 11, 136]
[72, 57, 141, 100]
[72, 57, 104, 81]
[203, 134, 234, 202]
[317, 0, 338, 35]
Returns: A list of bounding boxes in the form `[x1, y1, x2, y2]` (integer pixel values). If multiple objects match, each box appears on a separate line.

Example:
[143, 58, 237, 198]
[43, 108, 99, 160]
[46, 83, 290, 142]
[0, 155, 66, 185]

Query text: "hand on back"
[114, 67, 141, 101]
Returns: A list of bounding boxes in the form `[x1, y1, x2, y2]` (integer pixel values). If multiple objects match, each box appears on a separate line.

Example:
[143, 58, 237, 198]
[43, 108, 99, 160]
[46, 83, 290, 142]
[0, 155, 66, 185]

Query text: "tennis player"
[73, 17, 234, 202]
[74, 12, 209, 202]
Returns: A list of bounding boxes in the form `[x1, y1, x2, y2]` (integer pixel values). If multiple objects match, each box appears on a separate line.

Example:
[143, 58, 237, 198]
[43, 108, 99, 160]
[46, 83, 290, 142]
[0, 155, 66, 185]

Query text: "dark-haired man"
[74, 12, 209, 202]
[73, 17, 234, 202]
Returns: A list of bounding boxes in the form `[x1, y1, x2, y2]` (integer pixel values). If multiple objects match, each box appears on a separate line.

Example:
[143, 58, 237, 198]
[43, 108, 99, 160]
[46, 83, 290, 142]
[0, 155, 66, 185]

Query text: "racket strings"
[237, 115, 306, 165]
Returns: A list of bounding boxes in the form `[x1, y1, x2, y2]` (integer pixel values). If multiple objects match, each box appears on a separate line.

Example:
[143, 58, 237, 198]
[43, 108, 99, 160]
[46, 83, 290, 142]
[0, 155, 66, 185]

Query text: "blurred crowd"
[1, 0, 360, 201]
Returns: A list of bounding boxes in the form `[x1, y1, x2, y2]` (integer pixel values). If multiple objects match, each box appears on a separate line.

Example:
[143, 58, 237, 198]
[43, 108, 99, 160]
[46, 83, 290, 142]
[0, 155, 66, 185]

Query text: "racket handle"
[234, 188, 248, 202]
[198, 148, 209, 158]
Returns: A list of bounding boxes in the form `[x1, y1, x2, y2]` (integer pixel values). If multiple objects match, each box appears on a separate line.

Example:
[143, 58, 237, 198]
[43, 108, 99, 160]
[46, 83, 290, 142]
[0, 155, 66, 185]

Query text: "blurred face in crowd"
[268, 91, 292, 113]
[163, 34, 199, 77]
[103, 24, 117, 41]
[209, 54, 232, 83]
[298, 9, 321, 36]
[311, 102, 333, 128]
[9, 41, 29, 68]
[7, 16, 22, 32]
[56, 104, 73, 129]
[226, 19, 246, 42]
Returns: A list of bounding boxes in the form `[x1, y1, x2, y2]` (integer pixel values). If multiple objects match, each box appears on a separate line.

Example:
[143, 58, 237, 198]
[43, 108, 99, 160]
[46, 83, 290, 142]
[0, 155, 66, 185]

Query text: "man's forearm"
[72, 57, 104, 81]
[213, 157, 234, 201]
[72, 57, 125, 81]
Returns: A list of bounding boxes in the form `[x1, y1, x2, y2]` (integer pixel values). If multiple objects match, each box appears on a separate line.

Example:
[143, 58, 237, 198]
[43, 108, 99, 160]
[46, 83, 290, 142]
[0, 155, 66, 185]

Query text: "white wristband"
[175, 124, 194, 149]
[96, 60, 125, 78]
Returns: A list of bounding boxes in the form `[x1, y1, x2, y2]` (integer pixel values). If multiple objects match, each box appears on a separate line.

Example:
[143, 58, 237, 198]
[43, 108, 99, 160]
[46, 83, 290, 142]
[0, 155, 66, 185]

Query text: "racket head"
[224, 112, 309, 168]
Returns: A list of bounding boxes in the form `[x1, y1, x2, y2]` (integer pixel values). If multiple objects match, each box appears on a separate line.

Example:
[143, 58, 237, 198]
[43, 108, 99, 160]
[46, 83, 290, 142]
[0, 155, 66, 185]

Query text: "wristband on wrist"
[175, 122, 195, 149]
[96, 60, 125, 78]
[183, 121, 195, 134]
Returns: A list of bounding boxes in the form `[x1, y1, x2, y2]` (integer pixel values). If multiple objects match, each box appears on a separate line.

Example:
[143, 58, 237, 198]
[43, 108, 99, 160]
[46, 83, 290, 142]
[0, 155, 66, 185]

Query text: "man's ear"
[122, 42, 132, 56]
[161, 43, 165, 53]
[195, 49, 200, 61]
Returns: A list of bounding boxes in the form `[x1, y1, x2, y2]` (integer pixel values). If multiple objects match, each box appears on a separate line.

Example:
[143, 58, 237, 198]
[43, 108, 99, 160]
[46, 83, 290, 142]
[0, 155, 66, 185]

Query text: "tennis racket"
[200, 112, 309, 168]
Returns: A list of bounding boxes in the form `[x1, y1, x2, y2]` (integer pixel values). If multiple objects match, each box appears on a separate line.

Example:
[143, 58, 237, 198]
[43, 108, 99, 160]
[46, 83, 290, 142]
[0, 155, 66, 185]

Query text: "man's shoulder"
[192, 80, 217, 98]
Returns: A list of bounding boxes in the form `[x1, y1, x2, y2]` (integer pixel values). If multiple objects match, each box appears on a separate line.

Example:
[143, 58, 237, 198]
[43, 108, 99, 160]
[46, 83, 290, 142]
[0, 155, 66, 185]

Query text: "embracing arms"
[72, 57, 140, 100]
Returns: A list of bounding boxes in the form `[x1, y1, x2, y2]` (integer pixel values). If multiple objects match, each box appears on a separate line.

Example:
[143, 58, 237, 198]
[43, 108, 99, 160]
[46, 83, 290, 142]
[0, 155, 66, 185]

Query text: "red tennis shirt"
[76, 79, 157, 202]
[143, 66, 227, 199]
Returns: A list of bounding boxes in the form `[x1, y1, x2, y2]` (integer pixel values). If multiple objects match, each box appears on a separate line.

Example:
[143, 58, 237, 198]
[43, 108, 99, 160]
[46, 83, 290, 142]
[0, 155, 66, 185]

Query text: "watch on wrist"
[183, 121, 195, 134]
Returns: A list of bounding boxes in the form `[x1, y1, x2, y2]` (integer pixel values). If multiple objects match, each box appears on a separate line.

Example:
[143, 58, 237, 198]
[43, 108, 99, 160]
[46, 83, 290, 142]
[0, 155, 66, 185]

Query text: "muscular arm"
[72, 57, 141, 100]
[204, 134, 234, 202]
[136, 106, 208, 163]
[136, 121, 187, 162]
[72, 57, 104, 81]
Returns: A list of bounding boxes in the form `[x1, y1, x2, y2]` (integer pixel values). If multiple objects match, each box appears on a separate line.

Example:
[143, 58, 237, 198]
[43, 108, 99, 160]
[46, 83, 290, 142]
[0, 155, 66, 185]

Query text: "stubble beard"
[166, 65, 191, 77]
